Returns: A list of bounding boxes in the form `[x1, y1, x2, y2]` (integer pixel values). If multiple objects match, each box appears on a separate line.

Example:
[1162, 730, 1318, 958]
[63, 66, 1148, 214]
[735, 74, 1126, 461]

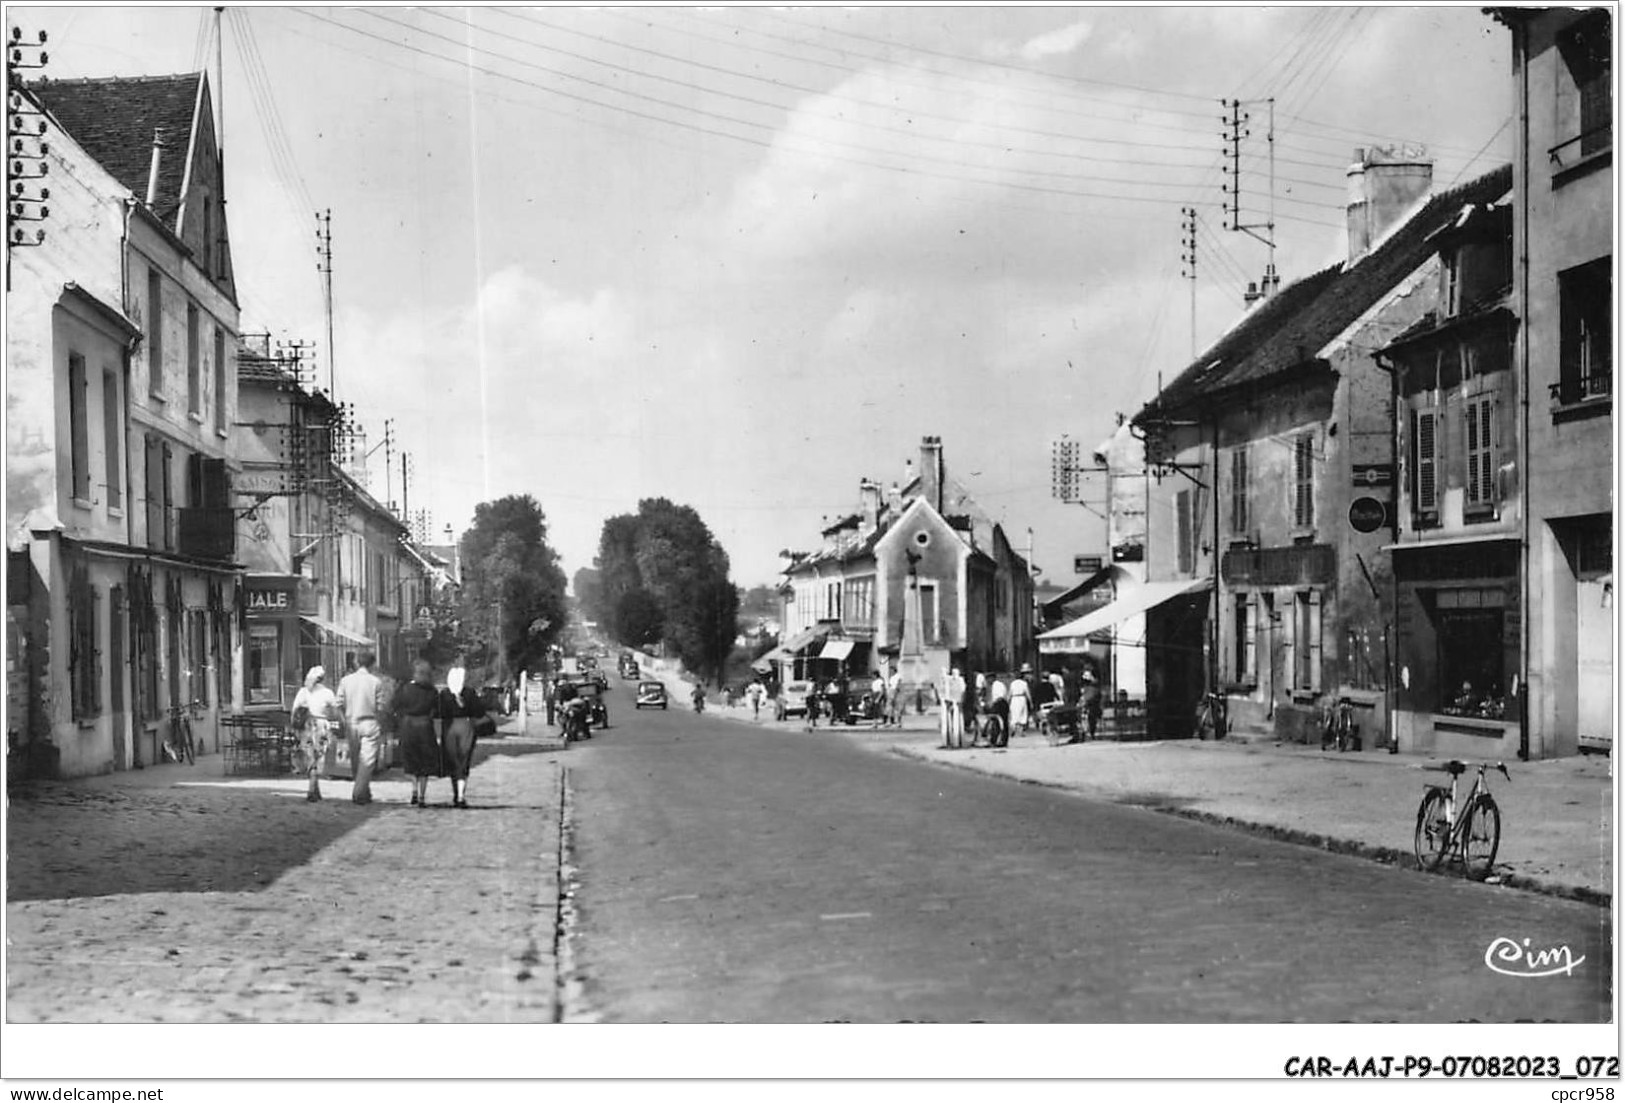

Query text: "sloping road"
[566, 682, 1610, 1023]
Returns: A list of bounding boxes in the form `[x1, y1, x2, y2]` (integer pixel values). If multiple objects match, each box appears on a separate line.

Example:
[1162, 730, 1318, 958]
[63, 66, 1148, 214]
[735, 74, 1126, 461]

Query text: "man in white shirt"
[887, 666, 904, 727]
[338, 651, 383, 805]
[870, 671, 887, 730]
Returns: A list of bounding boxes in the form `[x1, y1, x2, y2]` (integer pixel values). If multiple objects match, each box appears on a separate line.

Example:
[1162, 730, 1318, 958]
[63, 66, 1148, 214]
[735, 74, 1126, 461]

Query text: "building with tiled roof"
[772, 436, 1034, 691]
[1102, 153, 1515, 744]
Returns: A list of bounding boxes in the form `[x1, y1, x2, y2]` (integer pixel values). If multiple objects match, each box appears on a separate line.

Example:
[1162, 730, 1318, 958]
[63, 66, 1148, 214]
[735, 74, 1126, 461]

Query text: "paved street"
[6, 725, 565, 1023]
[567, 681, 1611, 1023]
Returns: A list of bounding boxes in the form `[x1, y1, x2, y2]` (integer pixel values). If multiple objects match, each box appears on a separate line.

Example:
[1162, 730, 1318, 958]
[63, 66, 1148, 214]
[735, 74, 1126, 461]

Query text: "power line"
[491, 7, 1243, 172]
[292, 8, 1304, 218]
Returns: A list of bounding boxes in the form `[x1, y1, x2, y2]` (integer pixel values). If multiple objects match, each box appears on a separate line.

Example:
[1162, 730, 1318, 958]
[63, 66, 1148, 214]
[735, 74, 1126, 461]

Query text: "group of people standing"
[937, 662, 1106, 749]
[289, 652, 490, 808]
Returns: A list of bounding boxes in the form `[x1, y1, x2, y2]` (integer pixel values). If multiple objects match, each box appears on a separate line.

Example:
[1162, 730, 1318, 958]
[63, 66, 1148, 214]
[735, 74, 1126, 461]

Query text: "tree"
[572, 566, 603, 624]
[590, 498, 740, 684]
[455, 495, 568, 680]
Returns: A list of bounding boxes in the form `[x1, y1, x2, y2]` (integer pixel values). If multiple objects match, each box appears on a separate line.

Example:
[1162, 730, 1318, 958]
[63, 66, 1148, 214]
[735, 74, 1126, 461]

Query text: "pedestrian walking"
[748, 677, 765, 721]
[961, 667, 981, 745]
[290, 666, 340, 803]
[393, 658, 443, 808]
[337, 651, 383, 805]
[942, 667, 966, 748]
[1082, 671, 1103, 741]
[887, 665, 905, 727]
[1009, 664, 1034, 735]
[805, 684, 821, 731]
[438, 661, 487, 809]
[870, 670, 887, 729]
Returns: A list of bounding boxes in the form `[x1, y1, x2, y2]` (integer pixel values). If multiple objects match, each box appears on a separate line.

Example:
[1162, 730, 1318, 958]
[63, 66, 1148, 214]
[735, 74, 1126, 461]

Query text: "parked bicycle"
[1195, 692, 1227, 741]
[1320, 696, 1360, 753]
[1414, 759, 1508, 879]
[163, 701, 199, 765]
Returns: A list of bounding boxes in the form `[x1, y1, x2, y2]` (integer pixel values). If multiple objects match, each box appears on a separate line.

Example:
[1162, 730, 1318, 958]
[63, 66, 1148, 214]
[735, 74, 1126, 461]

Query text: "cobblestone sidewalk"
[6, 721, 568, 1023]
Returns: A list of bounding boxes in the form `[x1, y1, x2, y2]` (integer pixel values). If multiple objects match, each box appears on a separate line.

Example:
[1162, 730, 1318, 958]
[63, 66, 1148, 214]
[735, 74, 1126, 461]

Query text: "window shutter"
[1176, 490, 1193, 574]
[160, 443, 174, 550]
[1479, 399, 1494, 504]
[1415, 409, 1438, 512]
[144, 435, 162, 547]
[1465, 401, 1481, 505]
[1308, 591, 1323, 694]
[1243, 595, 1257, 682]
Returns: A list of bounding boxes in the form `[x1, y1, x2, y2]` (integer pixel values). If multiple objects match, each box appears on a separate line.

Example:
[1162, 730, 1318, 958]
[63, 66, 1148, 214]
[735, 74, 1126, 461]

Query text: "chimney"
[1346, 144, 1433, 262]
[1243, 281, 1263, 305]
[858, 479, 881, 531]
[919, 435, 944, 513]
[145, 128, 166, 208]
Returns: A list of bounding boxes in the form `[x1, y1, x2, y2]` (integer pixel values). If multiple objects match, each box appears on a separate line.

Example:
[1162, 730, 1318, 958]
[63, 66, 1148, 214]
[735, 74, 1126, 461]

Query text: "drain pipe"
[1516, 19, 1533, 762]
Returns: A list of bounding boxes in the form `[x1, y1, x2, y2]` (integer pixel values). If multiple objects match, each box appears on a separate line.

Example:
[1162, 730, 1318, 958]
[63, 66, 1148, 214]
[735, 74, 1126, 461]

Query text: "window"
[1558, 11, 1612, 156]
[1176, 489, 1194, 574]
[1410, 407, 1439, 521]
[1232, 593, 1256, 685]
[1464, 395, 1496, 515]
[212, 326, 227, 434]
[1442, 250, 1462, 316]
[918, 581, 940, 645]
[68, 352, 90, 502]
[1293, 432, 1314, 530]
[102, 370, 121, 510]
[146, 268, 162, 395]
[160, 443, 174, 550]
[843, 576, 875, 625]
[1434, 589, 1509, 720]
[1229, 446, 1249, 535]
[1293, 590, 1322, 694]
[68, 564, 100, 720]
[187, 304, 201, 415]
[1558, 258, 1612, 404]
[248, 624, 281, 705]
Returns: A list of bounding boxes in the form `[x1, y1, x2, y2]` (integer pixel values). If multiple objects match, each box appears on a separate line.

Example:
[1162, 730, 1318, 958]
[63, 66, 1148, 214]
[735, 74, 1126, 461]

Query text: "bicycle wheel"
[1414, 790, 1451, 870]
[1461, 796, 1501, 879]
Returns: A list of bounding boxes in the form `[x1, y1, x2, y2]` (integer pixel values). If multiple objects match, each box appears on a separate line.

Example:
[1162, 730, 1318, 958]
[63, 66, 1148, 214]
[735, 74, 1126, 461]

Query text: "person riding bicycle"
[691, 682, 707, 713]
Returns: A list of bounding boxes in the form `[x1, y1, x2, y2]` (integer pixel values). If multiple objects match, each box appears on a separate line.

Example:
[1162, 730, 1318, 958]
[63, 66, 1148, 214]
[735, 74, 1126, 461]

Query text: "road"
[566, 679, 1612, 1023]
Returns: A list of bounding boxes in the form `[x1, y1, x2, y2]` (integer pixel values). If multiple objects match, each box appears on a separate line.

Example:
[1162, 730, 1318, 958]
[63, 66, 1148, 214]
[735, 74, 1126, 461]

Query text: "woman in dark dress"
[394, 658, 442, 808]
[438, 663, 488, 809]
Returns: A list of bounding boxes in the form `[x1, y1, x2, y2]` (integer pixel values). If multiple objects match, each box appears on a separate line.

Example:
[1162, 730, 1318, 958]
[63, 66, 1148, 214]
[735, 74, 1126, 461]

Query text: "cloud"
[1014, 19, 1095, 61]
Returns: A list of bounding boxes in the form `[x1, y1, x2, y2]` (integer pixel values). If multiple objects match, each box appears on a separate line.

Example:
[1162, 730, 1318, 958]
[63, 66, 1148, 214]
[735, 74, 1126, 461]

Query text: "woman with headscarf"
[393, 657, 443, 807]
[438, 660, 488, 809]
[290, 666, 340, 802]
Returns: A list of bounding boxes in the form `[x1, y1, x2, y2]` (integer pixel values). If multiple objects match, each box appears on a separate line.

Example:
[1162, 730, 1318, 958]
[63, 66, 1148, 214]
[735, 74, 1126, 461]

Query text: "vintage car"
[634, 680, 668, 710]
[777, 680, 813, 719]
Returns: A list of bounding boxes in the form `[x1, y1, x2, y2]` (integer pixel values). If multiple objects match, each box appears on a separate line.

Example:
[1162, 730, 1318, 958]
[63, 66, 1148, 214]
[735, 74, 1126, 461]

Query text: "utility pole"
[399, 451, 412, 521]
[6, 25, 50, 288]
[1220, 96, 1279, 294]
[1180, 205, 1198, 358]
[316, 208, 334, 398]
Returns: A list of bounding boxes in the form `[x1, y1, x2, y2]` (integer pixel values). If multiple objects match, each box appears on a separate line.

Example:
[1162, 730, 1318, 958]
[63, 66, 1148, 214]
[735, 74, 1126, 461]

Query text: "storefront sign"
[1348, 496, 1389, 534]
[1222, 544, 1335, 587]
[245, 578, 298, 616]
[1352, 464, 1394, 488]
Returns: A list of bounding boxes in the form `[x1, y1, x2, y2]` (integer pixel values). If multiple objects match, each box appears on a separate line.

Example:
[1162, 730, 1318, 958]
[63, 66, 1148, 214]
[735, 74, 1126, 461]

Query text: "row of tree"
[575, 498, 740, 686]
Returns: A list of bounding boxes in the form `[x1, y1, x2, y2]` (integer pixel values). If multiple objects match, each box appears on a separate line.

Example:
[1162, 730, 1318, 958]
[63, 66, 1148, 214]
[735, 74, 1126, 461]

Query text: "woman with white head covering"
[437, 656, 488, 809]
[290, 665, 340, 802]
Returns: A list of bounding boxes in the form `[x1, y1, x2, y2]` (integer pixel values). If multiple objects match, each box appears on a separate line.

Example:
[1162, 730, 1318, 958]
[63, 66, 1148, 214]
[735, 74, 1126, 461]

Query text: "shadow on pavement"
[6, 779, 386, 903]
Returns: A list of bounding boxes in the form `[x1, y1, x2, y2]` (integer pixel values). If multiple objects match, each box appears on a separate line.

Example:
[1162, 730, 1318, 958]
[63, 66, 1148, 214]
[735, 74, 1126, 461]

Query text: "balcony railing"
[1549, 125, 1612, 170]
[1549, 371, 1613, 408]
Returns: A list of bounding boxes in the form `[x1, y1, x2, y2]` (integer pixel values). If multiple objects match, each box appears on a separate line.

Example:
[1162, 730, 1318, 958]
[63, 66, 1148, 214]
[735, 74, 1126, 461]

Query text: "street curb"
[887, 744, 1612, 909]
[551, 763, 597, 1023]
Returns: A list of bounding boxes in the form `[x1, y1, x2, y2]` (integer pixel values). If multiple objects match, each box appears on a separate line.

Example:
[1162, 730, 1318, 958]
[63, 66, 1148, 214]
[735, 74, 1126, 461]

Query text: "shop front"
[244, 574, 299, 711]
[1392, 538, 1522, 760]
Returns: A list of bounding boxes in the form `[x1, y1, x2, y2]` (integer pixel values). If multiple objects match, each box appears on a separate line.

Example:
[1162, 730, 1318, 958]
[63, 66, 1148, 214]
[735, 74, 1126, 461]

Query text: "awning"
[778, 622, 835, 655]
[299, 615, 375, 649]
[819, 639, 855, 661]
[1038, 577, 1210, 649]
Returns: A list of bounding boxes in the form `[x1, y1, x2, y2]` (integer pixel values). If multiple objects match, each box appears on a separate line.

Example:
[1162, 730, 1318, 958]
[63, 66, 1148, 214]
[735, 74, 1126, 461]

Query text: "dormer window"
[1441, 250, 1462, 317]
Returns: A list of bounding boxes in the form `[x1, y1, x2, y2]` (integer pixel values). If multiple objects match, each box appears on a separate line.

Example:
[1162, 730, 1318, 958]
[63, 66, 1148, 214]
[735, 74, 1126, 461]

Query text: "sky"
[16, 4, 1513, 587]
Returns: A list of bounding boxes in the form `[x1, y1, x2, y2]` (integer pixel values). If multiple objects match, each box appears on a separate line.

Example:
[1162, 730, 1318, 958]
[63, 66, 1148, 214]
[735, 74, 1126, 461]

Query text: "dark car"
[634, 681, 668, 710]
[479, 684, 512, 716]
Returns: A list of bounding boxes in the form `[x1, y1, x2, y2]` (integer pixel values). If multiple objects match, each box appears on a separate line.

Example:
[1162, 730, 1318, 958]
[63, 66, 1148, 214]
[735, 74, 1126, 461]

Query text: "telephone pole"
[1220, 96, 1279, 295]
[316, 209, 335, 398]
[1180, 205, 1198, 358]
